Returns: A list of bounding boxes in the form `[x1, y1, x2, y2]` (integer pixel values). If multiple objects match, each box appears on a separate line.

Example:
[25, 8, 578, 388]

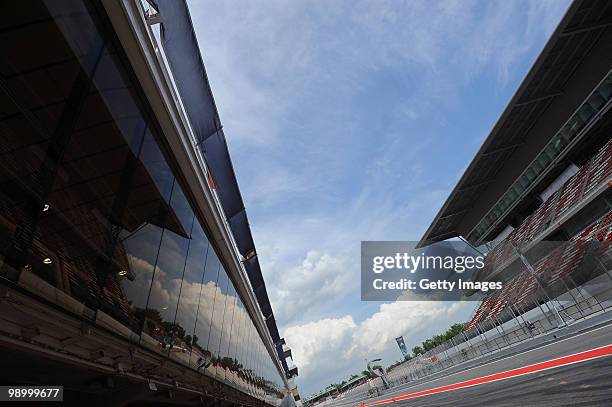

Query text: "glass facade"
[0, 0, 284, 403]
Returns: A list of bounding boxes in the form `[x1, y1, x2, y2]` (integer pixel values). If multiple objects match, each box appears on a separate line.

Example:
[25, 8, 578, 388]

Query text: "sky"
[186, 0, 571, 396]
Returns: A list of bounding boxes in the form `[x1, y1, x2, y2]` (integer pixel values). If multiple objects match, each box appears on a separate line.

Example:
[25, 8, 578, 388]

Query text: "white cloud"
[285, 316, 357, 372]
[269, 251, 356, 324]
[285, 301, 474, 394]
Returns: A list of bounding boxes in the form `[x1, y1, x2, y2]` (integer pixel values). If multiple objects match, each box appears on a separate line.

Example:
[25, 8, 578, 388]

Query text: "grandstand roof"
[418, 0, 612, 248]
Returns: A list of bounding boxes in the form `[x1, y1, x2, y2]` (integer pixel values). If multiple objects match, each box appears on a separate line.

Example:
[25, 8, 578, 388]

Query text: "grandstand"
[417, 0, 612, 343]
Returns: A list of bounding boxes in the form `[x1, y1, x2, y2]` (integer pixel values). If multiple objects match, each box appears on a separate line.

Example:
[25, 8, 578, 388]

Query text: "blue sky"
[187, 0, 571, 395]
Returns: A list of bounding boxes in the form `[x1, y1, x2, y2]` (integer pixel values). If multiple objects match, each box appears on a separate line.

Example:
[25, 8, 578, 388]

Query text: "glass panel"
[229, 287, 243, 386]
[246, 317, 256, 395]
[577, 104, 594, 122]
[568, 116, 583, 133]
[540, 150, 553, 163]
[218, 282, 238, 382]
[599, 79, 612, 99]
[507, 187, 517, 201]
[210, 266, 230, 378]
[254, 324, 262, 396]
[171, 221, 210, 365]
[120, 224, 164, 330]
[139, 132, 174, 202]
[192, 247, 221, 374]
[141, 180, 194, 350]
[526, 168, 537, 182]
[257, 339, 265, 396]
[236, 299, 249, 387]
[588, 92, 605, 110]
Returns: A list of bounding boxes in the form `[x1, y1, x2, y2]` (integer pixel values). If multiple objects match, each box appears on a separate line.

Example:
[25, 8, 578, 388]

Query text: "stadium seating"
[466, 208, 612, 331]
[479, 138, 612, 281]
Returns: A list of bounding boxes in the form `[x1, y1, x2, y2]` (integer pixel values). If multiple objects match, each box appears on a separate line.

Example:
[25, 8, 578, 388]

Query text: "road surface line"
[358, 344, 612, 407]
[379, 322, 612, 399]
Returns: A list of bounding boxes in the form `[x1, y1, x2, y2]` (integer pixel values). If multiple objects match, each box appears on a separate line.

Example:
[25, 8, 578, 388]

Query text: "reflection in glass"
[193, 250, 221, 376]
[210, 266, 230, 378]
[218, 282, 237, 381]
[0, 0, 286, 402]
[141, 179, 194, 350]
[171, 221, 210, 365]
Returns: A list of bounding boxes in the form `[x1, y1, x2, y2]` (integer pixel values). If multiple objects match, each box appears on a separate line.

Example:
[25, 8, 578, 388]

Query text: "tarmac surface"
[356, 323, 612, 406]
[378, 356, 612, 406]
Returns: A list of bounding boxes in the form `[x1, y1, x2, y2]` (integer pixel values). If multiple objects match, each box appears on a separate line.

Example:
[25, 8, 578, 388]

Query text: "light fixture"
[118, 270, 128, 276]
[42, 258, 52, 265]
[43, 203, 50, 212]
